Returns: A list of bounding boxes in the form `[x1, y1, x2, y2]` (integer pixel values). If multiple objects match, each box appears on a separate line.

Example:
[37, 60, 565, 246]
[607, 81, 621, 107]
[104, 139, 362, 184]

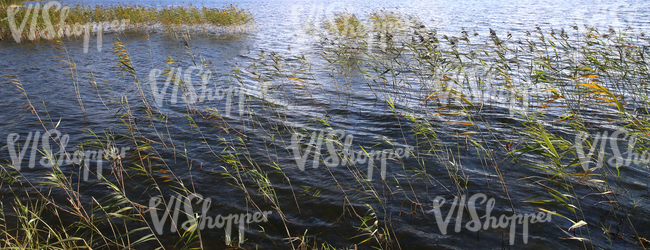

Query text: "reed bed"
[0, 0, 22, 6]
[0, 2, 255, 42]
[305, 10, 650, 249]
[2, 7, 650, 250]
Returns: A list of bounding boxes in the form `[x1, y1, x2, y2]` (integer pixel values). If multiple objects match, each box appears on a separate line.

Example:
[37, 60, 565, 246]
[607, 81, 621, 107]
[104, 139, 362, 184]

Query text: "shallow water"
[2, 0, 650, 249]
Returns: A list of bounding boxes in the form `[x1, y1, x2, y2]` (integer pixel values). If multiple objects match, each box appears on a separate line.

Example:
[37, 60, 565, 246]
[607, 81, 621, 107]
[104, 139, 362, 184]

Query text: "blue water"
[2, 0, 650, 249]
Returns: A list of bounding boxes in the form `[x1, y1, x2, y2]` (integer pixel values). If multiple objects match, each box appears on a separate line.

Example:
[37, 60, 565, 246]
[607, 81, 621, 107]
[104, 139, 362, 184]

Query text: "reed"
[3, 7, 650, 250]
[0, 3, 254, 42]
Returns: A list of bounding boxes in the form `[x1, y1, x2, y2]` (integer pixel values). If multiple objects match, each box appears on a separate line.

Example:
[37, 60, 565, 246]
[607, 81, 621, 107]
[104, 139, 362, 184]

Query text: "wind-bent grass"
[3, 7, 650, 250]
[306, 10, 650, 248]
[0, 3, 254, 42]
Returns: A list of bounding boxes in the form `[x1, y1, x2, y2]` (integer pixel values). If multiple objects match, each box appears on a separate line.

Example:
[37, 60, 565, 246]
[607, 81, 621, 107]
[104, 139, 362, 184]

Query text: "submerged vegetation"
[0, 2, 254, 42]
[2, 7, 650, 250]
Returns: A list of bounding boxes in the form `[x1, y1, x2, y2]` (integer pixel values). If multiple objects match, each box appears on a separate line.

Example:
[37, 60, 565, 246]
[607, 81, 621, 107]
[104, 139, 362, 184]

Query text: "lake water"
[2, 0, 650, 249]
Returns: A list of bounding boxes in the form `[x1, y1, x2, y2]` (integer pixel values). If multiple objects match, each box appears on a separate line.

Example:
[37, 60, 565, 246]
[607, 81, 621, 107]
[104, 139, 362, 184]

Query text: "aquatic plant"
[3, 7, 650, 250]
[0, 2, 254, 42]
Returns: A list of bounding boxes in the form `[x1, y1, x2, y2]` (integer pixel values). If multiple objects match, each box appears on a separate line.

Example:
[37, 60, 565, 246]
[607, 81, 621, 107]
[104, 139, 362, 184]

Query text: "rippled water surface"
[2, 0, 650, 249]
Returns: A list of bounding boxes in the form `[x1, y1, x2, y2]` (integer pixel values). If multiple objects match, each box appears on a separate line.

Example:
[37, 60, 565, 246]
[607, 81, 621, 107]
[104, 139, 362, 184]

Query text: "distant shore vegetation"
[0, 1, 255, 42]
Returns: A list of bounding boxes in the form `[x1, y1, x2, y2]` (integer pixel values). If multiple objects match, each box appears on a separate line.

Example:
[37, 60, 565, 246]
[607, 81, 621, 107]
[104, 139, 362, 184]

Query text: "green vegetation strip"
[1, 2, 254, 42]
